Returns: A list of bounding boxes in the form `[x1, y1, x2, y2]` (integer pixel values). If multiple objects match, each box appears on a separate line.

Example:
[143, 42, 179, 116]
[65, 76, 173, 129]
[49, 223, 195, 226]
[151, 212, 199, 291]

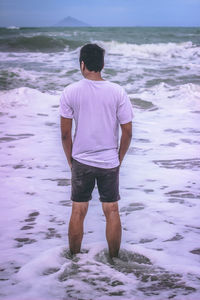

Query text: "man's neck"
[84, 72, 104, 81]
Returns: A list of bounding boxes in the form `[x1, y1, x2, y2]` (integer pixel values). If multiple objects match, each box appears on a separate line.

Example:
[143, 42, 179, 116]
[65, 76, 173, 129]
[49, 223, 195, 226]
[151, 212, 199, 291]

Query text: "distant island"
[54, 16, 91, 27]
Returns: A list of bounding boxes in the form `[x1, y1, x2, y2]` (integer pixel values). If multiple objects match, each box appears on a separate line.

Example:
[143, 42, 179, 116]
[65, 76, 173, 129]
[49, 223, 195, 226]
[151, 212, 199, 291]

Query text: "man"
[60, 43, 133, 258]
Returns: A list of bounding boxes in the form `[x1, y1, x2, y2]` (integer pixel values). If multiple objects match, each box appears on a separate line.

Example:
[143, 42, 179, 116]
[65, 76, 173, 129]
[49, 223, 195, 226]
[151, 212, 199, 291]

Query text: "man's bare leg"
[68, 201, 89, 254]
[102, 202, 122, 258]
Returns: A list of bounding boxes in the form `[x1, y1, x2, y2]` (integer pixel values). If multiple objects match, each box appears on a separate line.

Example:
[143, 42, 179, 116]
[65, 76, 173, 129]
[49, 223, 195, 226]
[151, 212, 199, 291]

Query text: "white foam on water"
[6, 26, 20, 30]
[88, 39, 200, 97]
[0, 86, 200, 299]
[0, 87, 56, 109]
[0, 47, 78, 62]
[1, 39, 199, 94]
[131, 82, 200, 106]
[7, 243, 200, 300]
[0, 48, 81, 91]
[96, 40, 200, 60]
[9, 244, 139, 300]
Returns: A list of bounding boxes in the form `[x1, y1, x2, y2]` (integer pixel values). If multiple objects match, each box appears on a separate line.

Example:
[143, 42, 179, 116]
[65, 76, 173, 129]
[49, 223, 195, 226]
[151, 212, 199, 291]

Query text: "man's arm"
[118, 121, 132, 166]
[60, 116, 73, 169]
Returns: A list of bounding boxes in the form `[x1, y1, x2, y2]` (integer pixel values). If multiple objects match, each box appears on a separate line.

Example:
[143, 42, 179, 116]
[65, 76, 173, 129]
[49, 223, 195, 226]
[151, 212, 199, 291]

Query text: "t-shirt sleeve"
[117, 88, 134, 124]
[59, 89, 74, 119]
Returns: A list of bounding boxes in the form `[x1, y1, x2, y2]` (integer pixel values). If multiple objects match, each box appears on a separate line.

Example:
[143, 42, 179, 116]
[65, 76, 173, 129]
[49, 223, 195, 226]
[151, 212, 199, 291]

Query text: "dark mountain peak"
[54, 16, 91, 27]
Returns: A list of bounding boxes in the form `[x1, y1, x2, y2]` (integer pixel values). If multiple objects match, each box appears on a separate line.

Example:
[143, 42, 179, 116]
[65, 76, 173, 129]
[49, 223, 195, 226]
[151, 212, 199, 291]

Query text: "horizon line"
[1, 25, 200, 28]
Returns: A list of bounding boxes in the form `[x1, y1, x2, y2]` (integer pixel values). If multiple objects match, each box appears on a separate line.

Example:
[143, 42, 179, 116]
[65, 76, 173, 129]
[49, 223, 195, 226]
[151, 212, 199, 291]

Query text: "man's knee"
[71, 201, 89, 219]
[102, 202, 119, 219]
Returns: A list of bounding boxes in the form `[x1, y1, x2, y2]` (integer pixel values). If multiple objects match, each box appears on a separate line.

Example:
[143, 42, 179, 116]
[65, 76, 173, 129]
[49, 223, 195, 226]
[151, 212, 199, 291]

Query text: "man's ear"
[80, 61, 85, 72]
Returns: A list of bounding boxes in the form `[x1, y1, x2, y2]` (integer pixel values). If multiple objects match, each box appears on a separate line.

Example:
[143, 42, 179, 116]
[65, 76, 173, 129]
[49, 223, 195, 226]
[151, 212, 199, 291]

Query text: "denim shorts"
[71, 159, 120, 203]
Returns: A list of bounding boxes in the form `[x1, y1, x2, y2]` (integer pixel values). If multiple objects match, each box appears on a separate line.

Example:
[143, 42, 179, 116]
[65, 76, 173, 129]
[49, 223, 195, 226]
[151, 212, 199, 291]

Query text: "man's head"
[79, 43, 105, 75]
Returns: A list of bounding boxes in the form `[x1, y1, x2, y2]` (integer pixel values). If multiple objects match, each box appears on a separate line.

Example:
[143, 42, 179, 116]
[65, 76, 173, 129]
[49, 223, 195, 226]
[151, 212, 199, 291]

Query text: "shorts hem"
[99, 195, 121, 203]
[71, 197, 92, 203]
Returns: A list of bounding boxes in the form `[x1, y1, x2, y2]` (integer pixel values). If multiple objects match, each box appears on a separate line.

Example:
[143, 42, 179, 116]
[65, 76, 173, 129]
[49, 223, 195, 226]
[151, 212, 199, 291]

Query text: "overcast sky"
[0, 0, 200, 27]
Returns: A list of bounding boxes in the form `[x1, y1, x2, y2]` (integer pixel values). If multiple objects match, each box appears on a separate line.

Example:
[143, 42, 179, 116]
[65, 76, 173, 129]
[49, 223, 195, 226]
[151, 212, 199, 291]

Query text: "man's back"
[60, 43, 133, 258]
[60, 78, 133, 168]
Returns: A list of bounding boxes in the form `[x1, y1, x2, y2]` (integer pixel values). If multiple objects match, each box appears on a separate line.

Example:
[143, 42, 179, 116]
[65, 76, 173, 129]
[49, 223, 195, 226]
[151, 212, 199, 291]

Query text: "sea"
[0, 26, 200, 300]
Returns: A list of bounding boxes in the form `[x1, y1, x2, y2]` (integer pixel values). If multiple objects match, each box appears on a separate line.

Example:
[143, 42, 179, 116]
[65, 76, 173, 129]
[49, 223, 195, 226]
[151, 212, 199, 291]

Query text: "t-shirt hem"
[72, 157, 120, 169]
[60, 113, 73, 119]
[119, 118, 133, 124]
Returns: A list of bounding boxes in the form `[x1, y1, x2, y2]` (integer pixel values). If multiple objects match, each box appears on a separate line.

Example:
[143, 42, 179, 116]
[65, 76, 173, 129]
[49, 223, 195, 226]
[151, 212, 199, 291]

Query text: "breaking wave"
[96, 40, 200, 60]
[0, 35, 84, 52]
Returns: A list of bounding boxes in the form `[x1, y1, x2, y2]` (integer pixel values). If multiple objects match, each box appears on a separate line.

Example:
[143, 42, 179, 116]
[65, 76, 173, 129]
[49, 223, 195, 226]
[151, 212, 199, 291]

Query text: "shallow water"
[0, 27, 200, 299]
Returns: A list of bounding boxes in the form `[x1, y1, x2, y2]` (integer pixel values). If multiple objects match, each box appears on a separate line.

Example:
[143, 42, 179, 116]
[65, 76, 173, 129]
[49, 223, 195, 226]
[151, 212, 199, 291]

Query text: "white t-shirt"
[60, 78, 134, 168]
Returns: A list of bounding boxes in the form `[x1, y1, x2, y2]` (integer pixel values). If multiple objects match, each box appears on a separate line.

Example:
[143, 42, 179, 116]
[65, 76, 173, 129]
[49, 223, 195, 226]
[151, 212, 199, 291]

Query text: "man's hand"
[119, 122, 132, 166]
[69, 161, 72, 170]
[60, 117, 73, 169]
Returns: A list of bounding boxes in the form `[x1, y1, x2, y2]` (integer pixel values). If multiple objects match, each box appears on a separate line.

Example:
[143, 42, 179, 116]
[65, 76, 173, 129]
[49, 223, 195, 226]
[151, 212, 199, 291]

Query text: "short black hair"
[79, 43, 105, 72]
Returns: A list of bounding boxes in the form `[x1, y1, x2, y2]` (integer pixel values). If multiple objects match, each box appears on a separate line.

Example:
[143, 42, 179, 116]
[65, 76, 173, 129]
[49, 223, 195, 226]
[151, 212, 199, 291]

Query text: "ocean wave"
[0, 35, 83, 52]
[6, 26, 20, 30]
[0, 86, 57, 109]
[95, 40, 200, 60]
[0, 67, 40, 91]
[130, 82, 200, 111]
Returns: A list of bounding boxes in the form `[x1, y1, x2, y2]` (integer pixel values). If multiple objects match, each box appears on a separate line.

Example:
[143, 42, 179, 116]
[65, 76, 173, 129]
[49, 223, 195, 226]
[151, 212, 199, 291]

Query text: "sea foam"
[94, 40, 199, 60]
